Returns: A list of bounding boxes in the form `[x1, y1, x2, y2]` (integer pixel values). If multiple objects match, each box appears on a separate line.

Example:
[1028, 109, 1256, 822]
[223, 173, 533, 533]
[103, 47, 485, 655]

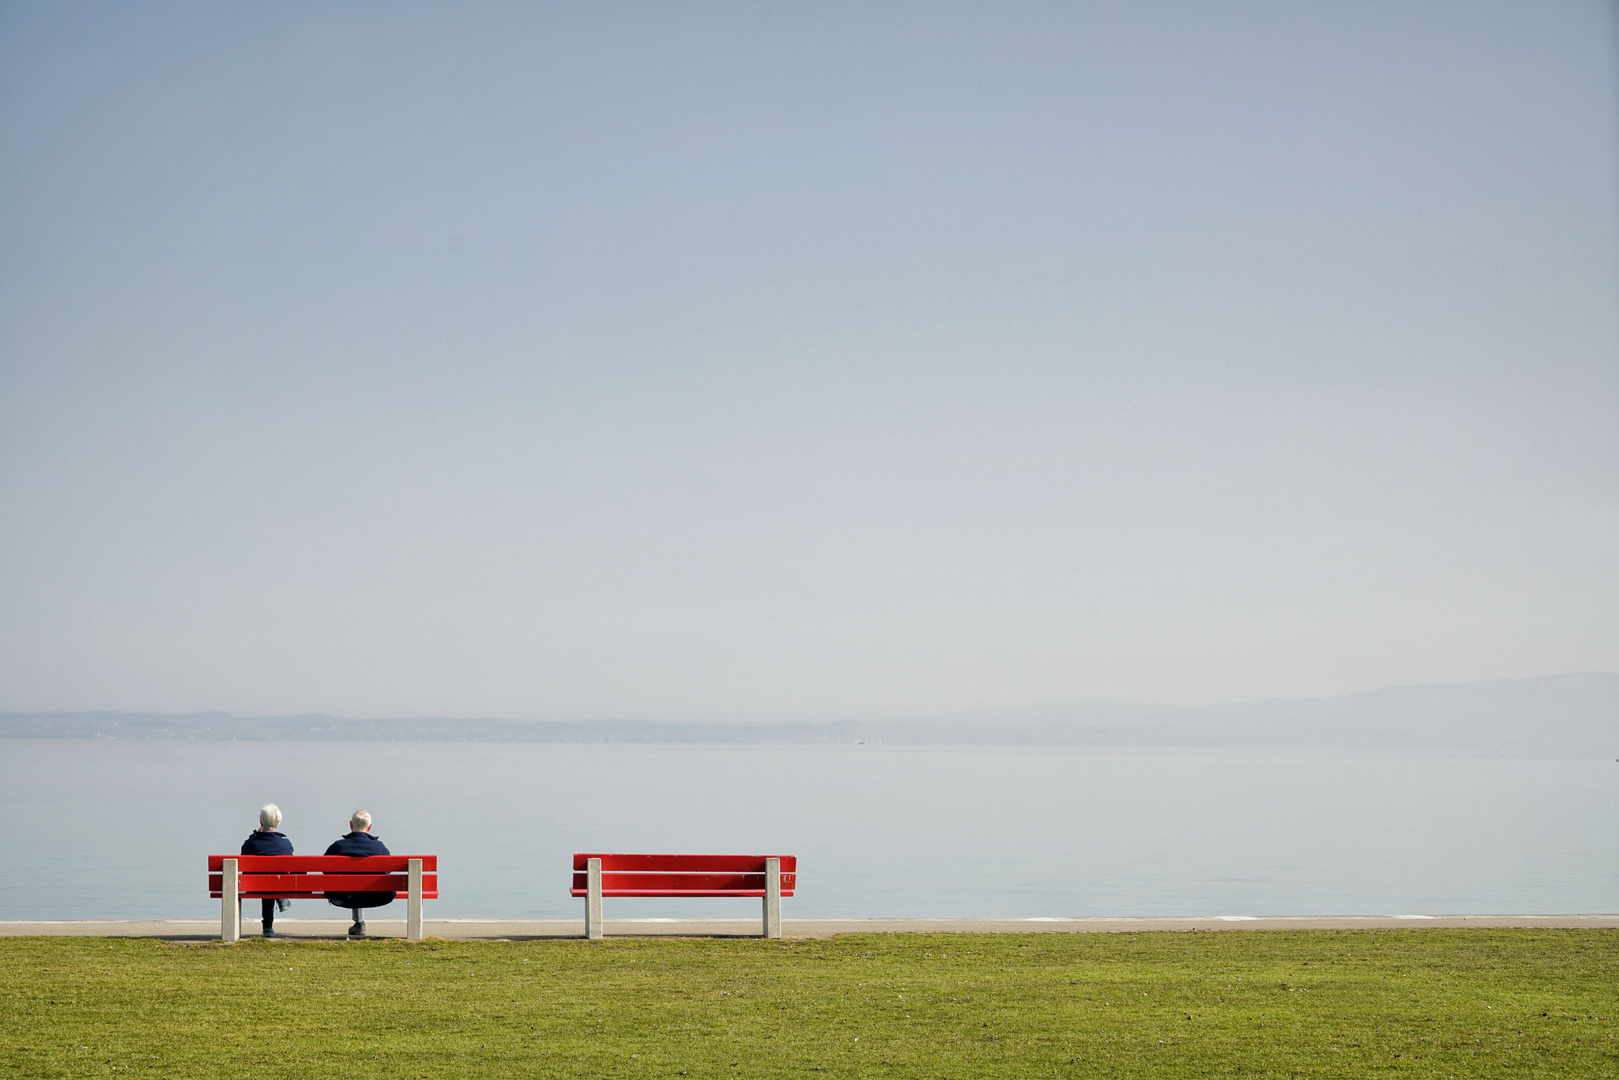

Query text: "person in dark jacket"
[324, 810, 392, 937]
[241, 804, 294, 937]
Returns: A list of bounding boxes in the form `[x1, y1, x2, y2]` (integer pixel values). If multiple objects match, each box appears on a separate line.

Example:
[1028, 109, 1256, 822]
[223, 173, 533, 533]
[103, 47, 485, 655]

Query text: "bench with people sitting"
[211, 807, 437, 941]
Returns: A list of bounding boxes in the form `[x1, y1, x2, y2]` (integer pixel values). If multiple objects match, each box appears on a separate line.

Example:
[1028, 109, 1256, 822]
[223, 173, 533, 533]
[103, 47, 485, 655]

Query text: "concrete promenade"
[3, 914, 1615, 941]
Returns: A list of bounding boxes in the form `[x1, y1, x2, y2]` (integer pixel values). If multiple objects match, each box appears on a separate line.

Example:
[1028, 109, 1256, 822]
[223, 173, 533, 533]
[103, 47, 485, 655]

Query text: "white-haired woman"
[241, 804, 294, 937]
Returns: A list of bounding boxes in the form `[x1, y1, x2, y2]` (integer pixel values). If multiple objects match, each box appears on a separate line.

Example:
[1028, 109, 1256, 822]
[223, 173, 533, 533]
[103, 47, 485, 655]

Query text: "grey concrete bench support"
[585, 857, 603, 940]
[763, 857, 781, 938]
[221, 858, 240, 942]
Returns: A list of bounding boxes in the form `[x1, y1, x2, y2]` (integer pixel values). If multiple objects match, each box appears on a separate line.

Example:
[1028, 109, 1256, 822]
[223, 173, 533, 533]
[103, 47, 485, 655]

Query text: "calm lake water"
[1, 740, 1613, 921]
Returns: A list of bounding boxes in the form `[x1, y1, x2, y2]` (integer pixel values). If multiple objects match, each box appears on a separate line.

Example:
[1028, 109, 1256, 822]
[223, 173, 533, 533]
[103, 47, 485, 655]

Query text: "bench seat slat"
[572, 853, 796, 874]
[213, 892, 440, 899]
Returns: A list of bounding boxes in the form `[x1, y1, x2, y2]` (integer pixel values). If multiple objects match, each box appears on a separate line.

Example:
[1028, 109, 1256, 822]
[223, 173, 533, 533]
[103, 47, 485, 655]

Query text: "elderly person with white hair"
[241, 804, 294, 937]
[323, 810, 393, 937]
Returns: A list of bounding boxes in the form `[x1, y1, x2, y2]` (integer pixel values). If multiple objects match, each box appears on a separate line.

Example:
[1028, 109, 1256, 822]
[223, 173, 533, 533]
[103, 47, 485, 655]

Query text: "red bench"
[572, 853, 797, 939]
[208, 855, 439, 941]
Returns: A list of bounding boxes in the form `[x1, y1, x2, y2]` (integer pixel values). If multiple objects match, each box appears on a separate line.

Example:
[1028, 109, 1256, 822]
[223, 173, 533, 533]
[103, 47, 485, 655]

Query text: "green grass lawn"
[2, 929, 1614, 1078]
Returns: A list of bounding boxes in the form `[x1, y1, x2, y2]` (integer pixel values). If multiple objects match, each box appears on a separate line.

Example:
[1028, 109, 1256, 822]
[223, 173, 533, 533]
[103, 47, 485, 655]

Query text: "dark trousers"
[261, 899, 276, 927]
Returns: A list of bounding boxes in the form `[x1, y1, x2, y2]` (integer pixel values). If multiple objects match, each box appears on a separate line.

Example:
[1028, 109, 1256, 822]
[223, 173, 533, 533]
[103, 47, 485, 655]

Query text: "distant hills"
[3, 673, 1614, 753]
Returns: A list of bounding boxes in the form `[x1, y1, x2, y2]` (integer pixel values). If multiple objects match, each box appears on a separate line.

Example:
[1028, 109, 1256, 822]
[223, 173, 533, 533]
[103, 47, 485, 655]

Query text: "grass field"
[2, 929, 1614, 1078]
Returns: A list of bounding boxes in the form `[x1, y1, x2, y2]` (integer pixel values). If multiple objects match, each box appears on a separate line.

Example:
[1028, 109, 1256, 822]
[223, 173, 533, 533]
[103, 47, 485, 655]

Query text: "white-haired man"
[323, 810, 393, 937]
[241, 804, 294, 937]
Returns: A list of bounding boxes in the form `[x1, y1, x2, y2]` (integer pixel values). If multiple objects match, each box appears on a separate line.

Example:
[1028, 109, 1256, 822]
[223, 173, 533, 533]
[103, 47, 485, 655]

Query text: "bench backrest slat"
[569, 853, 796, 898]
[570, 871, 792, 894]
[209, 872, 439, 893]
[571, 853, 796, 873]
[208, 855, 437, 873]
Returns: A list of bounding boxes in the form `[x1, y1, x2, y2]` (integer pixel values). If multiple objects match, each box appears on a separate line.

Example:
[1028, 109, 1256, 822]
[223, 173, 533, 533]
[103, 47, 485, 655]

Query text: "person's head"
[350, 810, 372, 833]
[258, 804, 283, 831]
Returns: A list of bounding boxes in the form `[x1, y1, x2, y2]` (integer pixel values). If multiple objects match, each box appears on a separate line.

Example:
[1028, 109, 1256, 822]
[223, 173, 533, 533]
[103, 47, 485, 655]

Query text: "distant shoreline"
[3, 672, 1615, 752]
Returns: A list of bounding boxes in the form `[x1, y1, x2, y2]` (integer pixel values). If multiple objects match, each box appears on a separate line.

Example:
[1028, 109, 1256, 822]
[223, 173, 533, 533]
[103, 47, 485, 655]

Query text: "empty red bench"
[571, 853, 797, 939]
[208, 855, 438, 941]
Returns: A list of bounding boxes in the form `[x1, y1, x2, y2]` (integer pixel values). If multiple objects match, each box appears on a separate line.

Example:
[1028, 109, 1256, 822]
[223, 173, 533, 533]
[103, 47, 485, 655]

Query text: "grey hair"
[350, 809, 372, 831]
[258, 804, 283, 830]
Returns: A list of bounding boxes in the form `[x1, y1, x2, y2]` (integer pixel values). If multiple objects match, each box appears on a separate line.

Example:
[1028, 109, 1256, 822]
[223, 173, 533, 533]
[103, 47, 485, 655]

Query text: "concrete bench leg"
[763, 857, 781, 939]
[221, 858, 240, 942]
[585, 857, 603, 940]
[407, 858, 423, 941]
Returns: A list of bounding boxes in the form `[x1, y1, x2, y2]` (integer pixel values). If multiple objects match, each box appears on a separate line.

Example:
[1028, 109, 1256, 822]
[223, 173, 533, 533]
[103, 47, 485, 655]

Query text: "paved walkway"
[3, 914, 1615, 941]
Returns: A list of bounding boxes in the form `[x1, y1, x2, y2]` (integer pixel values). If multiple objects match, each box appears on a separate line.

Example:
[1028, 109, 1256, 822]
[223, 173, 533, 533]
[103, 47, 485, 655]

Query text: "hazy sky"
[2, 1, 1615, 719]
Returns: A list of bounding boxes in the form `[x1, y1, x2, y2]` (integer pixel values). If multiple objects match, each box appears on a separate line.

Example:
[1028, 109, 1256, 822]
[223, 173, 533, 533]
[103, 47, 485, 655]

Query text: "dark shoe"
[348, 921, 366, 937]
[262, 926, 276, 938]
[276, 899, 292, 912]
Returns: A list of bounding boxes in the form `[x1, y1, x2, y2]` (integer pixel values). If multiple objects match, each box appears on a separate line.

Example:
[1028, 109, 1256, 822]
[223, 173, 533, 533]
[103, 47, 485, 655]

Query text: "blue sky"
[2, 1, 1615, 718]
